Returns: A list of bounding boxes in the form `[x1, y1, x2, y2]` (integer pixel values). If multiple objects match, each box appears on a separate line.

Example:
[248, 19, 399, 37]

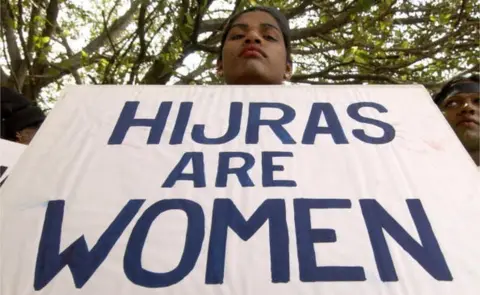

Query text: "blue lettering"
[0, 165, 7, 188]
[347, 102, 395, 144]
[302, 103, 349, 144]
[0, 165, 7, 178]
[294, 199, 366, 282]
[192, 102, 242, 144]
[124, 199, 204, 287]
[108, 101, 172, 145]
[216, 152, 255, 187]
[34, 199, 144, 290]
[169, 102, 193, 144]
[262, 152, 297, 187]
[162, 152, 206, 188]
[360, 199, 452, 281]
[246, 103, 296, 144]
[206, 199, 289, 284]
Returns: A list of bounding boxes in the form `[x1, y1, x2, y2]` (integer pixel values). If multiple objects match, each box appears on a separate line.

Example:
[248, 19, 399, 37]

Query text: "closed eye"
[264, 35, 278, 41]
[230, 34, 244, 40]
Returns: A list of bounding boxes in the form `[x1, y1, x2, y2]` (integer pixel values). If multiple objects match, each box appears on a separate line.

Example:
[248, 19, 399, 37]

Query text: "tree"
[1, 0, 478, 107]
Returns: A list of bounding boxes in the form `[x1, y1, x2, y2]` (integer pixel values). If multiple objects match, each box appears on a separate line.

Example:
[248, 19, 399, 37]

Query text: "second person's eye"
[445, 101, 458, 108]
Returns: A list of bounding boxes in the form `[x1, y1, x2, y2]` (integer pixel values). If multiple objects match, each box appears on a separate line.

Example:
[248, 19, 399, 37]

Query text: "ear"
[284, 62, 292, 81]
[216, 58, 223, 78]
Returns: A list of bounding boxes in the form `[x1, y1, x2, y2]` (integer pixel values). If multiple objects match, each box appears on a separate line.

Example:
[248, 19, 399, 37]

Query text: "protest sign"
[0, 138, 26, 188]
[0, 85, 479, 295]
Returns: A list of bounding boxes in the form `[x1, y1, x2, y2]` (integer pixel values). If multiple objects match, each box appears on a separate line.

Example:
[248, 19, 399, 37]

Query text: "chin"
[232, 73, 272, 85]
[459, 131, 480, 151]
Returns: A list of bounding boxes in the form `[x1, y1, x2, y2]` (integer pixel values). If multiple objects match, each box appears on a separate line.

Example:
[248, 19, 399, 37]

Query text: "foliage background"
[1, 0, 479, 109]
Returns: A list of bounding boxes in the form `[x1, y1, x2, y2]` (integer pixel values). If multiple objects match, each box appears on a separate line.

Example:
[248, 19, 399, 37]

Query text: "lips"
[456, 117, 479, 127]
[240, 45, 266, 58]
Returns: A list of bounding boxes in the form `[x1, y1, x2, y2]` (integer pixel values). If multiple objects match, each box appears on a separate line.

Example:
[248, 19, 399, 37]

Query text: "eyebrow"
[230, 23, 281, 32]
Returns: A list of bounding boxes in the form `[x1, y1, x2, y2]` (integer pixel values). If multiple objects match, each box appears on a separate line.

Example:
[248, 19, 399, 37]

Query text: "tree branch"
[38, 0, 148, 87]
[128, 1, 148, 84]
[32, 0, 59, 74]
[40, 0, 59, 40]
[291, 1, 377, 40]
[292, 73, 401, 84]
[290, 62, 354, 82]
[59, 34, 82, 84]
[26, 1, 41, 55]
[0, 0, 22, 71]
[141, 0, 215, 84]
[0, 66, 10, 86]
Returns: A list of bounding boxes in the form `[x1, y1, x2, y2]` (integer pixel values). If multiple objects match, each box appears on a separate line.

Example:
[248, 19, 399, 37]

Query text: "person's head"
[217, 6, 292, 85]
[434, 74, 479, 161]
[1, 87, 45, 144]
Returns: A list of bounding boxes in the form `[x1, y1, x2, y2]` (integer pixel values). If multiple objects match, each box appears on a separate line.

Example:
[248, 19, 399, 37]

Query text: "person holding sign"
[434, 75, 480, 167]
[217, 7, 292, 85]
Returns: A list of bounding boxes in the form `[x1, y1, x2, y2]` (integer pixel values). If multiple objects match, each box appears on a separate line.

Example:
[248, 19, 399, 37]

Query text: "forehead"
[231, 11, 280, 28]
[445, 91, 479, 101]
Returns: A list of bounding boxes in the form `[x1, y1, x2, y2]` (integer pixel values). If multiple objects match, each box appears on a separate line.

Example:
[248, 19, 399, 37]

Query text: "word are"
[34, 198, 452, 290]
[162, 151, 296, 188]
[108, 101, 396, 145]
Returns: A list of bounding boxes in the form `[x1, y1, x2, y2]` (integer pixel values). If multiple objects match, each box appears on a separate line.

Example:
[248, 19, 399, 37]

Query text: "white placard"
[0, 138, 26, 188]
[1, 85, 479, 295]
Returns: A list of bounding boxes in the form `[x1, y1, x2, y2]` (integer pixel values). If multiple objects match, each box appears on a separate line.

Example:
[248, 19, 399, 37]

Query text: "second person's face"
[440, 86, 480, 151]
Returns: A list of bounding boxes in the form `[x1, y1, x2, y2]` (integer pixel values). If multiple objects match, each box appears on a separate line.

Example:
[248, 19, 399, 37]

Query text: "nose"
[244, 29, 262, 44]
[459, 101, 476, 115]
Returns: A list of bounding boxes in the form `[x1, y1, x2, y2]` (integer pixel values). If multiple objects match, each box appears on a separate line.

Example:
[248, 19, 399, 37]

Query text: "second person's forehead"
[448, 92, 479, 100]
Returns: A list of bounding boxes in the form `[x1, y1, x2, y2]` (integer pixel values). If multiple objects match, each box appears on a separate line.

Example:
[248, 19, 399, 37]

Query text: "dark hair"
[218, 6, 292, 63]
[0, 87, 45, 141]
[434, 74, 480, 105]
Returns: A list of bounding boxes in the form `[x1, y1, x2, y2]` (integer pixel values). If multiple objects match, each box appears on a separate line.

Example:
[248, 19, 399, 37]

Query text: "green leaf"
[429, 15, 437, 22]
[401, 41, 409, 49]
[179, 28, 189, 40]
[343, 50, 355, 62]
[358, 0, 375, 9]
[354, 55, 367, 64]
[439, 13, 451, 24]
[357, 50, 370, 60]
[379, 22, 386, 31]
[33, 15, 43, 23]
[41, 36, 51, 43]
[100, 58, 109, 67]
[186, 14, 194, 25]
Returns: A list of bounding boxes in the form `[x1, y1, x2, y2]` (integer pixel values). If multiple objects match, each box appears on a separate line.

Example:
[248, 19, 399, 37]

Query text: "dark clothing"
[1, 87, 45, 141]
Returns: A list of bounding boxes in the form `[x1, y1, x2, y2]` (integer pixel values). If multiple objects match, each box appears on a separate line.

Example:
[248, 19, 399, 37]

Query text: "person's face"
[16, 127, 38, 145]
[439, 85, 480, 151]
[217, 11, 292, 85]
